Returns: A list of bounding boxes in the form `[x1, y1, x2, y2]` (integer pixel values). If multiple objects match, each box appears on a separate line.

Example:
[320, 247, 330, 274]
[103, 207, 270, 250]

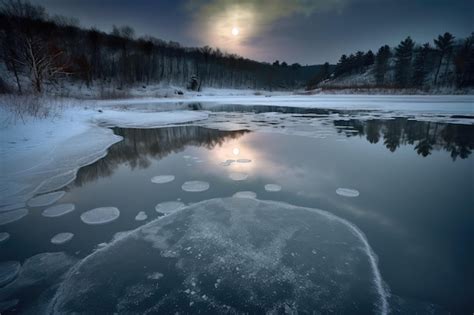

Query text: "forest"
[0, 0, 323, 95]
[312, 33, 474, 90]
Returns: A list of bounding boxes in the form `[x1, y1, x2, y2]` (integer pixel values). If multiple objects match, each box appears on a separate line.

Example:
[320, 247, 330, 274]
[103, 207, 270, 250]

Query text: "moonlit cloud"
[187, 0, 350, 56]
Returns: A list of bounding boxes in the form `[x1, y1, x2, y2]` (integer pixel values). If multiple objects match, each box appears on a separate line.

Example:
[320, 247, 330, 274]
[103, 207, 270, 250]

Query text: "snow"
[264, 184, 282, 192]
[42, 203, 75, 218]
[155, 201, 185, 215]
[181, 181, 210, 192]
[229, 172, 249, 181]
[81, 207, 120, 225]
[51, 232, 74, 245]
[0, 261, 20, 287]
[0, 232, 10, 243]
[0, 208, 28, 226]
[27, 191, 65, 207]
[232, 191, 257, 199]
[336, 188, 360, 198]
[150, 175, 175, 184]
[135, 211, 148, 221]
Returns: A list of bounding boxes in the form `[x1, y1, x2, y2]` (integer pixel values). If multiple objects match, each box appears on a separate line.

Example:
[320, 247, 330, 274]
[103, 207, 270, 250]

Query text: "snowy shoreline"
[1, 93, 472, 209]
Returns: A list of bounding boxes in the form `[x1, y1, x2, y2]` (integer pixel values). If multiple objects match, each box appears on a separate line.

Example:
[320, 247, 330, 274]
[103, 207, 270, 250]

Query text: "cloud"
[186, 0, 350, 55]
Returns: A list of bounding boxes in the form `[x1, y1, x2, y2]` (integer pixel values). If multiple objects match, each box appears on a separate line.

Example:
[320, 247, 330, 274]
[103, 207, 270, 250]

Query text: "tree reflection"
[334, 118, 473, 160]
[74, 126, 249, 186]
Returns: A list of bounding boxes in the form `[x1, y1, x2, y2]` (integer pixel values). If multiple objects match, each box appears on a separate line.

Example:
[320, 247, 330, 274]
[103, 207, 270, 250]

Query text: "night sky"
[31, 0, 473, 65]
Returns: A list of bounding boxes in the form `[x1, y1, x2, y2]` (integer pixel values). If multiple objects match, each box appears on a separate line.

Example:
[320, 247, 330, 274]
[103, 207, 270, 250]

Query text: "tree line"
[323, 33, 474, 89]
[0, 0, 321, 95]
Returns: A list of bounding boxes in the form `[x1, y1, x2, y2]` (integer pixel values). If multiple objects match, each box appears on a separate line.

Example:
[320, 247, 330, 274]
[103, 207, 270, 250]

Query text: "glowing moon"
[231, 27, 240, 36]
[232, 148, 240, 155]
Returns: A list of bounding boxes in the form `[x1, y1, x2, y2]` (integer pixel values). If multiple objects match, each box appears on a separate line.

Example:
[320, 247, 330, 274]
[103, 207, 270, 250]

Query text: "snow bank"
[0, 105, 210, 209]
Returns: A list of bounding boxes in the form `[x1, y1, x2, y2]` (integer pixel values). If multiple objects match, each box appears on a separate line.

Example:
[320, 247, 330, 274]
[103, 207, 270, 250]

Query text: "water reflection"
[333, 118, 474, 160]
[74, 126, 249, 186]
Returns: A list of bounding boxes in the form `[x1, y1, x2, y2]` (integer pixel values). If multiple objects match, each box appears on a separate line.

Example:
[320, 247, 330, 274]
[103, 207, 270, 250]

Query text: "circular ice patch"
[42, 204, 75, 218]
[155, 201, 185, 215]
[236, 159, 251, 163]
[220, 159, 235, 167]
[151, 175, 175, 184]
[0, 261, 20, 287]
[229, 172, 248, 181]
[81, 207, 120, 225]
[264, 184, 282, 192]
[27, 191, 66, 207]
[0, 203, 25, 213]
[135, 211, 148, 221]
[336, 188, 360, 198]
[0, 232, 10, 243]
[232, 191, 257, 199]
[0, 208, 28, 226]
[181, 181, 210, 192]
[51, 198, 389, 314]
[51, 232, 74, 245]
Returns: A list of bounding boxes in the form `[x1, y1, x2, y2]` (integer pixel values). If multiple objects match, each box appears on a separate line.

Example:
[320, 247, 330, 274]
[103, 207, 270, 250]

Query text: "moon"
[231, 27, 240, 36]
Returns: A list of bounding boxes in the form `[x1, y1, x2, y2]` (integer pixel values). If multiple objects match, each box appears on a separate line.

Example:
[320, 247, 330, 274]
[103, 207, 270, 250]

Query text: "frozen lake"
[1, 102, 473, 313]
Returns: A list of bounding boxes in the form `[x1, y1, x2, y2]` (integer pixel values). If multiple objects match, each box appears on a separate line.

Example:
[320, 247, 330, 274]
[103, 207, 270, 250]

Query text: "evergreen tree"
[394, 36, 414, 88]
[334, 54, 348, 77]
[375, 45, 391, 85]
[454, 33, 474, 88]
[412, 43, 431, 88]
[433, 32, 455, 85]
[364, 50, 375, 67]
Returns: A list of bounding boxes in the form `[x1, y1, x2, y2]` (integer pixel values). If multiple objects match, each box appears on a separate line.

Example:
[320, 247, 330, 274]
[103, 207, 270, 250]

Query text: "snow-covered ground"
[0, 103, 208, 209]
[98, 94, 474, 115]
[1, 93, 472, 210]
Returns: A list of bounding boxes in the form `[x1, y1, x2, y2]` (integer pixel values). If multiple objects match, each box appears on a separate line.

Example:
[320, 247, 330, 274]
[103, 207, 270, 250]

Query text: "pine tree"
[394, 36, 414, 88]
[364, 50, 375, 67]
[375, 45, 391, 86]
[433, 32, 455, 85]
[454, 33, 474, 87]
[412, 43, 430, 88]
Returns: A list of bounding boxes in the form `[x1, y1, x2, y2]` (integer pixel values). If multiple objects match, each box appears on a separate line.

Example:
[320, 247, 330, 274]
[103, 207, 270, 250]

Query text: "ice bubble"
[0, 232, 10, 243]
[155, 201, 185, 215]
[151, 175, 175, 184]
[81, 207, 120, 225]
[232, 191, 257, 199]
[42, 203, 75, 218]
[336, 188, 360, 197]
[229, 172, 249, 181]
[236, 159, 252, 163]
[0, 208, 28, 226]
[0, 261, 20, 287]
[27, 191, 66, 207]
[147, 272, 164, 280]
[51, 232, 74, 245]
[181, 181, 210, 192]
[264, 184, 282, 192]
[135, 211, 148, 221]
